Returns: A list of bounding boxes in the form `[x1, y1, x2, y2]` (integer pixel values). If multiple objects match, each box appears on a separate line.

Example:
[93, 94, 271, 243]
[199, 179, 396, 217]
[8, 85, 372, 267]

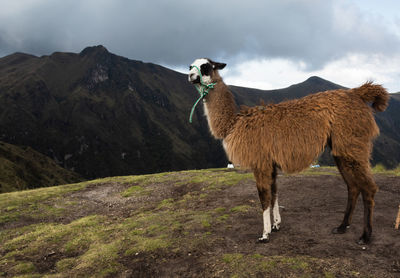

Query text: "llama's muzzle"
[189, 74, 200, 84]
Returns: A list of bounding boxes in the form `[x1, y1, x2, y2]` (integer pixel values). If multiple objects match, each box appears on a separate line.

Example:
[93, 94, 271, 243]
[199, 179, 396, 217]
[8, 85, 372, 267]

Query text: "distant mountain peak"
[302, 76, 345, 89]
[79, 45, 109, 56]
[306, 76, 325, 82]
[304, 76, 338, 85]
[0, 52, 37, 66]
[9, 52, 37, 59]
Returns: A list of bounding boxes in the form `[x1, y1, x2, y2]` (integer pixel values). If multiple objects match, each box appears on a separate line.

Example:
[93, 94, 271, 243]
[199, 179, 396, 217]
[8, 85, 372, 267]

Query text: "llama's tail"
[353, 81, 390, 112]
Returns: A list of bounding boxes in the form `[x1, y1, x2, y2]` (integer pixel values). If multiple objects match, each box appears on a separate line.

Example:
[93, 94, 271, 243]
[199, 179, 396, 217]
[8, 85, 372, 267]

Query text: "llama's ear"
[211, 61, 226, 70]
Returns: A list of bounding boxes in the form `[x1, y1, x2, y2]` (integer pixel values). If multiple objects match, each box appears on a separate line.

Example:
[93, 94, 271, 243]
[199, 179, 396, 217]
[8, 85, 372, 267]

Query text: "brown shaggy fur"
[224, 82, 388, 173]
[192, 60, 390, 244]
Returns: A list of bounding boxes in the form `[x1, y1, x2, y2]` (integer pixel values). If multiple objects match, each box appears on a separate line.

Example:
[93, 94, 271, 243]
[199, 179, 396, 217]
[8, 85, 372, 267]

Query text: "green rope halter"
[189, 65, 217, 123]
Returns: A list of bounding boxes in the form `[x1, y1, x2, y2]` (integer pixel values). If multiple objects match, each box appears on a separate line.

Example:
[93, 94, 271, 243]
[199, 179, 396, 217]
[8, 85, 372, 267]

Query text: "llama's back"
[225, 94, 334, 172]
[224, 83, 388, 173]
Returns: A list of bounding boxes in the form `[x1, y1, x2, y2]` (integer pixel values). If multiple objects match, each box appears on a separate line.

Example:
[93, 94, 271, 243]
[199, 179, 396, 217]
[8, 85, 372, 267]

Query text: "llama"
[188, 58, 389, 244]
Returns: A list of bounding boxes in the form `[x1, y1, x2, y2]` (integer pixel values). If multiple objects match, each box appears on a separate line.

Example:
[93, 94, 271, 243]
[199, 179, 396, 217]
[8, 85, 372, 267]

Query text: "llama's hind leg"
[332, 156, 360, 234]
[254, 166, 276, 243]
[332, 156, 377, 244]
[358, 184, 377, 244]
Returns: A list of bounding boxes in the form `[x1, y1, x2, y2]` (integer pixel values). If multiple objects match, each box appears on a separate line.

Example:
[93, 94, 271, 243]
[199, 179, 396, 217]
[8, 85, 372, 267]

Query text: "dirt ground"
[68, 170, 400, 277]
[174, 169, 400, 278]
[226, 171, 400, 277]
[1, 168, 400, 277]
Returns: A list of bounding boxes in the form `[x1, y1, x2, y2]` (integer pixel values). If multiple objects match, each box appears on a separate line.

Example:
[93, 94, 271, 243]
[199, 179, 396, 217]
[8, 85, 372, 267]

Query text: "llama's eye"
[200, 63, 212, 75]
[189, 66, 193, 70]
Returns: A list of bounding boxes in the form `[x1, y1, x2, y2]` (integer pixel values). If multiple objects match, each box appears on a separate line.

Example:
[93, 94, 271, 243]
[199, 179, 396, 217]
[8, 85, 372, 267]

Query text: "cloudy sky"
[1, 0, 399, 92]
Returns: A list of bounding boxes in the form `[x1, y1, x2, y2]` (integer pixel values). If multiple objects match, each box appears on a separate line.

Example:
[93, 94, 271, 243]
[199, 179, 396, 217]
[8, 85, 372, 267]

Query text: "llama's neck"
[201, 79, 237, 139]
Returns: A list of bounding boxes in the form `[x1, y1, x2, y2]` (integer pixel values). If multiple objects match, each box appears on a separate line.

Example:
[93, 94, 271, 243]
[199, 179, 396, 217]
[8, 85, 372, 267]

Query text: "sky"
[0, 0, 399, 92]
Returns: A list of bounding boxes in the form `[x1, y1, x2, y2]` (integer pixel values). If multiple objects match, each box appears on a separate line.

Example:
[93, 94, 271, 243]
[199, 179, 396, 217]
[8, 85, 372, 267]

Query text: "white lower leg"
[259, 207, 271, 240]
[272, 197, 281, 230]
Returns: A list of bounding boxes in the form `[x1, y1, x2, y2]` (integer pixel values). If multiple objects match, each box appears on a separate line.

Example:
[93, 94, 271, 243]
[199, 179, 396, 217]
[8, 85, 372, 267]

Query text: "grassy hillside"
[0, 141, 82, 193]
[1, 168, 399, 277]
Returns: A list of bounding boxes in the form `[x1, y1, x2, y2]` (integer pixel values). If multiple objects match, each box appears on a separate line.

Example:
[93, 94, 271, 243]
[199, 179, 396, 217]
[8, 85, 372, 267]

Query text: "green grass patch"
[118, 171, 184, 186]
[56, 258, 77, 272]
[121, 185, 144, 197]
[74, 240, 122, 277]
[223, 253, 244, 263]
[125, 237, 170, 255]
[157, 198, 175, 209]
[231, 205, 251, 213]
[0, 211, 181, 277]
[186, 169, 253, 191]
[281, 256, 309, 270]
[12, 261, 36, 274]
[0, 181, 88, 225]
[325, 272, 336, 278]
[214, 207, 226, 213]
[300, 164, 400, 176]
[201, 219, 211, 228]
[217, 214, 230, 221]
[372, 163, 400, 175]
[220, 253, 357, 277]
[299, 166, 339, 176]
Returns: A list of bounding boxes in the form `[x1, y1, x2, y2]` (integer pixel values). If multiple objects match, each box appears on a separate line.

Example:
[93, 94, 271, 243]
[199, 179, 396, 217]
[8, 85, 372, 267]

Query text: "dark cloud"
[0, 0, 399, 69]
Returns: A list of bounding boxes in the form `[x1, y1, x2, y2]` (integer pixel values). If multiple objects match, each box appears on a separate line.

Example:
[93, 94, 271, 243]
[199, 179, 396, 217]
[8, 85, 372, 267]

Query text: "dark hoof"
[357, 233, 371, 245]
[332, 225, 349, 234]
[357, 238, 370, 245]
[257, 237, 270, 243]
[272, 226, 280, 232]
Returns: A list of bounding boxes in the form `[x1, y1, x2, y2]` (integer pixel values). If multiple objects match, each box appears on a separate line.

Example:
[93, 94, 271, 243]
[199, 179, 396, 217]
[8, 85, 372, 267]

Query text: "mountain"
[390, 92, 400, 101]
[372, 96, 400, 168]
[0, 141, 82, 193]
[0, 46, 226, 179]
[230, 76, 345, 107]
[0, 46, 399, 181]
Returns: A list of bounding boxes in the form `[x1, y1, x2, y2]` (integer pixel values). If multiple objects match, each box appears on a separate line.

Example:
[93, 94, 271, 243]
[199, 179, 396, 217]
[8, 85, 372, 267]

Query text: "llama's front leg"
[271, 180, 281, 232]
[254, 167, 276, 243]
[259, 206, 271, 242]
[271, 196, 281, 231]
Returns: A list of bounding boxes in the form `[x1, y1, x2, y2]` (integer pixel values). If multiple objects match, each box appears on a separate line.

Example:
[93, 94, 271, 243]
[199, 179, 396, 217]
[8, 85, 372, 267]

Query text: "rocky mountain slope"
[0, 45, 399, 182]
[0, 46, 224, 179]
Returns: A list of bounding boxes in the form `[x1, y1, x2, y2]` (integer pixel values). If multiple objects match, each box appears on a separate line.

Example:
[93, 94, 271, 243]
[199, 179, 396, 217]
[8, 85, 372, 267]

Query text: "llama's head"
[188, 58, 226, 85]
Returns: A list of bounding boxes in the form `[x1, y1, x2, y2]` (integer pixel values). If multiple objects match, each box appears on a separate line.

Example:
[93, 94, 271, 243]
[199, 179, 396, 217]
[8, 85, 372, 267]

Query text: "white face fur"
[188, 58, 213, 85]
